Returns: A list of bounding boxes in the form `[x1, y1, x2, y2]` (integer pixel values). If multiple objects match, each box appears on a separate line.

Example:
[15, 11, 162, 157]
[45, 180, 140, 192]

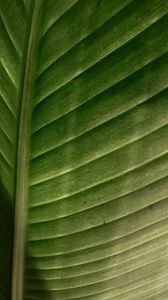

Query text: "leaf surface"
[0, 0, 168, 299]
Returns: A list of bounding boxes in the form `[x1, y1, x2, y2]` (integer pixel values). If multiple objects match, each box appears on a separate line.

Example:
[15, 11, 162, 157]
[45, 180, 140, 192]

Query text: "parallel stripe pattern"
[0, 1, 28, 300]
[0, 0, 27, 196]
[24, 0, 168, 299]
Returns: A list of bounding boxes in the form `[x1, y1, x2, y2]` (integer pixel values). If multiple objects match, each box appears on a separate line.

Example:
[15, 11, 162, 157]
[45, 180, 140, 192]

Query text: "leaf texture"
[0, 1, 28, 299]
[0, 0, 168, 300]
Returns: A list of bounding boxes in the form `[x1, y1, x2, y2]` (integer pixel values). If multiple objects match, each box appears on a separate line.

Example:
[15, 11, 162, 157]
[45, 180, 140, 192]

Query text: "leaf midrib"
[11, 1, 43, 300]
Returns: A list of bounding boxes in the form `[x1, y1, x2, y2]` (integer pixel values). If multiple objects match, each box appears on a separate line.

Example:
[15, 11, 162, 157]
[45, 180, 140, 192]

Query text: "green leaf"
[0, 0, 168, 299]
